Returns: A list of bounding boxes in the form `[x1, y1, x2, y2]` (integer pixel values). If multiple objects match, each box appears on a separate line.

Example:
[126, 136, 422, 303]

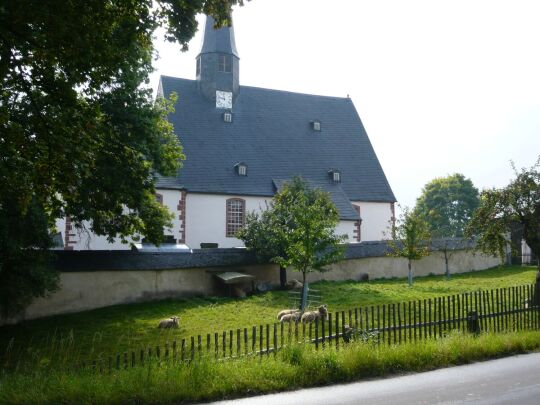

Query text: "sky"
[150, 0, 540, 209]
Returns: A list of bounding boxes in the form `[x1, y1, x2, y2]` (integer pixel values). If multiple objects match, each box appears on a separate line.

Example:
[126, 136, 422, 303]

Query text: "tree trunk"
[300, 270, 308, 311]
[279, 266, 287, 289]
[408, 260, 413, 286]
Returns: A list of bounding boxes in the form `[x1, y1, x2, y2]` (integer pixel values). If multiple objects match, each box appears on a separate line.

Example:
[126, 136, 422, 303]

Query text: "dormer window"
[223, 112, 233, 123]
[235, 162, 247, 176]
[329, 169, 341, 182]
[312, 120, 321, 131]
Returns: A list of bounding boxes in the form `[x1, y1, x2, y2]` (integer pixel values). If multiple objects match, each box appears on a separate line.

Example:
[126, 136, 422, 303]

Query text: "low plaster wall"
[20, 264, 277, 322]
[7, 247, 501, 324]
[306, 250, 501, 283]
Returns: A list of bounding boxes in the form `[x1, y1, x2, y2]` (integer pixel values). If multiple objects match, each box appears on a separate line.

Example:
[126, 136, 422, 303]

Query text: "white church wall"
[185, 193, 271, 249]
[157, 189, 184, 242]
[54, 189, 185, 250]
[61, 221, 137, 250]
[53, 193, 393, 250]
[185, 194, 361, 249]
[336, 220, 356, 242]
[352, 201, 393, 241]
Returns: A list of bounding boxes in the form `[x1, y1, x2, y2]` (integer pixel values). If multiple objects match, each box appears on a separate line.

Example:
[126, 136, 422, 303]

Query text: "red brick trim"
[177, 191, 187, 243]
[64, 216, 77, 250]
[352, 205, 362, 242]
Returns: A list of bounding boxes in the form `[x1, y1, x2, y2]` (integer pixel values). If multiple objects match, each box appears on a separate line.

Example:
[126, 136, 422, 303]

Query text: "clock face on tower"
[216, 90, 233, 109]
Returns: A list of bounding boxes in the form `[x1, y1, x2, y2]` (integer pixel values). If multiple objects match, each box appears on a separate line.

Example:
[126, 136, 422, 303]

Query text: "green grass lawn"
[1, 265, 537, 369]
[1, 331, 540, 404]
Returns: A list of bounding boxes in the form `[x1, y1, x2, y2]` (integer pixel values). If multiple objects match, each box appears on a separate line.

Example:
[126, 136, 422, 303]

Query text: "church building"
[58, 15, 396, 250]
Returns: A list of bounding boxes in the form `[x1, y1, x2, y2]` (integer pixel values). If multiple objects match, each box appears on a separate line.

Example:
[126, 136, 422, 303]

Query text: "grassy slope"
[0, 265, 537, 364]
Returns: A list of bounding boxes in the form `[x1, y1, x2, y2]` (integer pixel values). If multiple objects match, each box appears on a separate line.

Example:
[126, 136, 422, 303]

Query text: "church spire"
[196, 15, 240, 107]
[198, 15, 239, 58]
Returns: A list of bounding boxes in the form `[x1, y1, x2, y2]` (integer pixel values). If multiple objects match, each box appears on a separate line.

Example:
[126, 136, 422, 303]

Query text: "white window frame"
[226, 198, 246, 237]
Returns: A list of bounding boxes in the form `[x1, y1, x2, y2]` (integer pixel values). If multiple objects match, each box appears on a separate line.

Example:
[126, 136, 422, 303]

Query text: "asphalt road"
[208, 352, 540, 405]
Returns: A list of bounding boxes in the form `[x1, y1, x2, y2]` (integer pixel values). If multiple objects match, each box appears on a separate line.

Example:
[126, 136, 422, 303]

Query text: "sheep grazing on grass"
[158, 316, 179, 329]
[286, 279, 303, 290]
[301, 305, 328, 323]
[277, 309, 300, 320]
[280, 312, 302, 323]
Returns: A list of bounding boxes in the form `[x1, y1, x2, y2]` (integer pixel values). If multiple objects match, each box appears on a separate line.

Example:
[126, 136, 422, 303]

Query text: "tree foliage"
[415, 173, 479, 238]
[414, 174, 478, 279]
[387, 206, 431, 286]
[237, 204, 290, 287]
[238, 177, 345, 305]
[0, 0, 248, 317]
[466, 158, 540, 269]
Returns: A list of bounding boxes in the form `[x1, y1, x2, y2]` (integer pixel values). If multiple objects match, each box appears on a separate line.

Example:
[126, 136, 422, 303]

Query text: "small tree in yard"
[237, 177, 345, 310]
[237, 205, 289, 288]
[387, 206, 431, 286]
[466, 157, 540, 273]
[430, 235, 471, 279]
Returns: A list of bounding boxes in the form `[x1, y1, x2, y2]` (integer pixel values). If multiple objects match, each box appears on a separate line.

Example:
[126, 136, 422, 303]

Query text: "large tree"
[237, 177, 345, 310]
[414, 174, 479, 278]
[0, 0, 247, 317]
[415, 173, 479, 238]
[387, 206, 431, 286]
[466, 158, 540, 271]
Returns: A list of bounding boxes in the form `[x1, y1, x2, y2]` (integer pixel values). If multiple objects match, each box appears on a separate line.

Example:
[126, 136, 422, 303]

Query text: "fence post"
[536, 274, 540, 306]
[532, 270, 540, 329]
[467, 311, 480, 335]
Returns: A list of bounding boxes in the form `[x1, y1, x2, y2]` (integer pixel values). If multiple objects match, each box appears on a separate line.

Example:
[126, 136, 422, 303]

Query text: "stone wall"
[3, 241, 502, 324]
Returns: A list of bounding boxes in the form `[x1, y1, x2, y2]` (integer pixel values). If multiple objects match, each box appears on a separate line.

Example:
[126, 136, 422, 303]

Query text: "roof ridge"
[159, 75, 350, 101]
[239, 84, 350, 101]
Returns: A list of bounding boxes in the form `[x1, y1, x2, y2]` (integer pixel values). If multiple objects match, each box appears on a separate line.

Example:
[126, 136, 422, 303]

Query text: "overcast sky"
[150, 0, 540, 209]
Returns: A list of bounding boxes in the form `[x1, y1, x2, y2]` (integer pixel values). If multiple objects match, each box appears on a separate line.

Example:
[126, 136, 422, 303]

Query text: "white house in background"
[57, 14, 396, 250]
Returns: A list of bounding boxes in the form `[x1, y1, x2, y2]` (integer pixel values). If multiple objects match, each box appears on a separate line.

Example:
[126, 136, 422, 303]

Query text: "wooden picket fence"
[80, 282, 540, 373]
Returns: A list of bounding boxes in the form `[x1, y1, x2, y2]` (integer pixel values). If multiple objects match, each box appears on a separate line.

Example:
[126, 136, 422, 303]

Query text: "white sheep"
[277, 309, 300, 320]
[301, 305, 328, 323]
[158, 316, 179, 329]
[286, 279, 303, 290]
[280, 312, 302, 323]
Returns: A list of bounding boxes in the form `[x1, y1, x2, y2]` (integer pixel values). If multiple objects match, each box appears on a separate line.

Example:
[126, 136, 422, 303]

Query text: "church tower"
[196, 15, 240, 108]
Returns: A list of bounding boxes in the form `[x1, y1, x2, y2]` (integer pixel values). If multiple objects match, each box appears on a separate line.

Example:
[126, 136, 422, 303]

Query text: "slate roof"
[272, 179, 360, 221]
[157, 76, 396, 218]
[198, 16, 239, 58]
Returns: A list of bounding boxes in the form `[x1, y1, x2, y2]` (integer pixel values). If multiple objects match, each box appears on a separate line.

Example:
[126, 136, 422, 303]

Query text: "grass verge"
[1, 330, 539, 404]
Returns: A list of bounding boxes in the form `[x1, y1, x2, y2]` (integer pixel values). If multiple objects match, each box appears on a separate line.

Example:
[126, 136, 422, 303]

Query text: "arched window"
[226, 198, 246, 237]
